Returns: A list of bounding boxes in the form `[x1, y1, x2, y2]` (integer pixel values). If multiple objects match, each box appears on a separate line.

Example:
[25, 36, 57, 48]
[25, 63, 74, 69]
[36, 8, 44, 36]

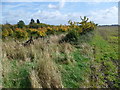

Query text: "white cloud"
[40, 5, 118, 25]
[59, 0, 65, 8]
[1, 1, 118, 25]
[89, 6, 118, 25]
[2, 5, 118, 25]
[48, 0, 65, 9]
[30, 9, 85, 25]
[48, 4, 58, 9]
[2, 10, 32, 24]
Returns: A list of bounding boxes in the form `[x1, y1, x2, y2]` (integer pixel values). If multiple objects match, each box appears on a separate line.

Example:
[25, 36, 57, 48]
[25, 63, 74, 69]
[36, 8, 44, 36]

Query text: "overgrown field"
[1, 17, 119, 88]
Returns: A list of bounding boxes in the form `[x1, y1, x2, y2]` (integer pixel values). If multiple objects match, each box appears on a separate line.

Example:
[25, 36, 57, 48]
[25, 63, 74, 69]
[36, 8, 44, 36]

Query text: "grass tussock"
[36, 53, 63, 88]
[2, 36, 66, 88]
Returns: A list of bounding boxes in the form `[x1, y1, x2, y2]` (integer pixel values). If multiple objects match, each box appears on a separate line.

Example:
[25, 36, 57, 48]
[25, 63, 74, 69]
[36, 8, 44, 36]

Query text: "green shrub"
[63, 30, 79, 43]
[17, 20, 25, 28]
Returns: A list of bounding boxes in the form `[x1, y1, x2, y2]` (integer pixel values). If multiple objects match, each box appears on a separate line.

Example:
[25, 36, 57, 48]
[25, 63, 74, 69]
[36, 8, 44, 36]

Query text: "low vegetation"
[1, 16, 119, 88]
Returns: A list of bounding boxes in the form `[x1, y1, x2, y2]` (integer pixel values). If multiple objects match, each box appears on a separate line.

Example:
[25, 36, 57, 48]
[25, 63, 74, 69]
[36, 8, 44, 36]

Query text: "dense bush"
[61, 16, 97, 44]
[17, 20, 25, 28]
[61, 30, 79, 43]
[2, 16, 97, 40]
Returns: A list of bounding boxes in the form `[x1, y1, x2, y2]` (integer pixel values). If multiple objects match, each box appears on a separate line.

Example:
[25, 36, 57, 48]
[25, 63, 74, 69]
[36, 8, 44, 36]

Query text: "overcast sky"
[1, 0, 119, 25]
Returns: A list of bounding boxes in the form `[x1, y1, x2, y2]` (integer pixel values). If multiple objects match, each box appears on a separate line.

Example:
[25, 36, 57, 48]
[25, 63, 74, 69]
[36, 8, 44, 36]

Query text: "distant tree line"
[17, 19, 48, 29]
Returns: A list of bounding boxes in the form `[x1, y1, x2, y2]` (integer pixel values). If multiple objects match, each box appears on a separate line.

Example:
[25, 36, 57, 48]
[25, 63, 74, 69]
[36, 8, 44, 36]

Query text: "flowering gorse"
[2, 16, 97, 39]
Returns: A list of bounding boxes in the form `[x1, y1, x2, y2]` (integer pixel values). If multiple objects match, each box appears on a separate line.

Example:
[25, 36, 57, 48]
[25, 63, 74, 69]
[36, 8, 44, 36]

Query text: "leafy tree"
[30, 19, 35, 24]
[29, 19, 38, 28]
[37, 19, 40, 24]
[17, 20, 25, 28]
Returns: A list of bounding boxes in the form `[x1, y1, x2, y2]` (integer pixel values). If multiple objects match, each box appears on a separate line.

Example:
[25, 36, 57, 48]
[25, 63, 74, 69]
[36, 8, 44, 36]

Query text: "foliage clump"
[61, 16, 97, 44]
[2, 16, 97, 41]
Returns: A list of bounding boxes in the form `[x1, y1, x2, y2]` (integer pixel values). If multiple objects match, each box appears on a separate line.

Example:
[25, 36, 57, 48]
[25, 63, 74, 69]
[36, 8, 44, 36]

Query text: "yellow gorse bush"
[2, 29, 9, 37]
[2, 16, 97, 39]
[47, 26, 52, 31]
[38, 28, 47, 36]
[15, 28, 28, 38]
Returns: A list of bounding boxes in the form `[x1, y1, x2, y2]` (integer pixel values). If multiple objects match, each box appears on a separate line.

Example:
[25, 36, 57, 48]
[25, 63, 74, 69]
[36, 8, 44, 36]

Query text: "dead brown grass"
[2, 34, 75, 88]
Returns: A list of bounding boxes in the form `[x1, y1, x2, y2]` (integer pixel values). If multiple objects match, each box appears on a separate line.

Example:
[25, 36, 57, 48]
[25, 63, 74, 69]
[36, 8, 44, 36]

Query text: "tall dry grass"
[2, 34, 75, 88]
[0, 38, 2, 88]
